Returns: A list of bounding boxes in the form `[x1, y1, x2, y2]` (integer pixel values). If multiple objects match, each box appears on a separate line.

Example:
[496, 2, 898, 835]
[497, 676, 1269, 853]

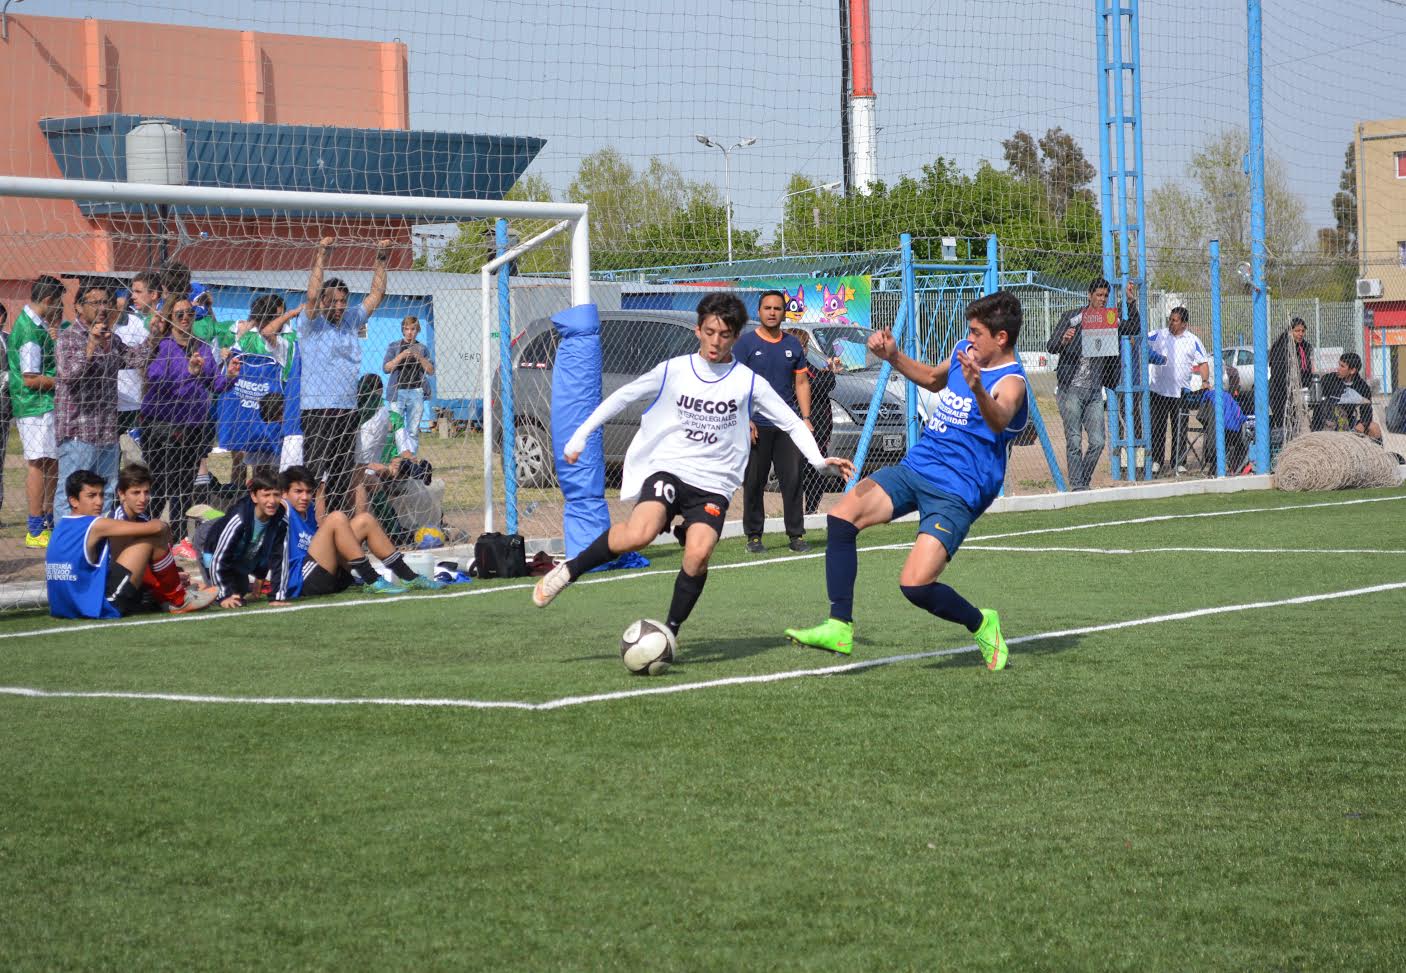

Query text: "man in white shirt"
[532, 292, 855, 644]
[114, 271, 162, 462]
[1147, 306, 1210, 474]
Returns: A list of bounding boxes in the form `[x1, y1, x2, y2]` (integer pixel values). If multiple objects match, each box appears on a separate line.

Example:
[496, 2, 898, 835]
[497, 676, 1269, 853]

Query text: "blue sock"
[43, 512, 54, 530]
[826, 515, 860, 623]
[28, 515, 45, 536]
[900, 583, 983, 633]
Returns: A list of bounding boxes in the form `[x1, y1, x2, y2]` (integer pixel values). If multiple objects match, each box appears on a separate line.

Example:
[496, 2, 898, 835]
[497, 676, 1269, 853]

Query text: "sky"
[22, 0, 1406, 253]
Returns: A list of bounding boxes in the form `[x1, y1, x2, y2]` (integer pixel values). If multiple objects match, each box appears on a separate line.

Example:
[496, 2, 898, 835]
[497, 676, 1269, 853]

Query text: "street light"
[777, 180, 841, 257]
[695, 134, 757, 263]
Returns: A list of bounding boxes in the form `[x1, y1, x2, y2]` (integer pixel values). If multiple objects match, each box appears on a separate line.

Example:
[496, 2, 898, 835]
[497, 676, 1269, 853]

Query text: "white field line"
[965, 546, 1406, 556]
[1, 492, 1401, 643]
[3, 580, 1404, 712]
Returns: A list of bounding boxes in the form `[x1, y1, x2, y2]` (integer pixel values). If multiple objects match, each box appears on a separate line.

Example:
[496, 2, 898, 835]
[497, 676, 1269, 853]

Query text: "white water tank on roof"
[125, 120, 187, 185]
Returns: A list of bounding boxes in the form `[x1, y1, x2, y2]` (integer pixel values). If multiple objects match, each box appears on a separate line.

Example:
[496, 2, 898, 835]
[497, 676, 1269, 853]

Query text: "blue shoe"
[403, 574, 446, 591]
[369, 578, 407, 595]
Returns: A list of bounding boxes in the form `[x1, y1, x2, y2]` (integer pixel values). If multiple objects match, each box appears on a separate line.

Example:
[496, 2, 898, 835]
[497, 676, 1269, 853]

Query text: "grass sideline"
[2, 486, 1404, 969]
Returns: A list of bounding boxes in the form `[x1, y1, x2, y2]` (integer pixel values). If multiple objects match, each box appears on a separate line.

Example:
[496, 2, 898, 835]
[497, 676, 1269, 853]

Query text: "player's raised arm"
[955, 347, 1027, 435]
[869, 327, 949, 392]
[562, 361, 670, 464]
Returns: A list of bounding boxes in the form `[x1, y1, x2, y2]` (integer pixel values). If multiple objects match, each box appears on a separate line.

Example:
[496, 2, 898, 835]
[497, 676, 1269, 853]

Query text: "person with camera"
[53, 280, 158, 517]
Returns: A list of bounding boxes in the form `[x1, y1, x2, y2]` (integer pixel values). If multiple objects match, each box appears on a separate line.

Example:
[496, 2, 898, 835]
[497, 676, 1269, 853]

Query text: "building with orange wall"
[0, 13, 541, 309]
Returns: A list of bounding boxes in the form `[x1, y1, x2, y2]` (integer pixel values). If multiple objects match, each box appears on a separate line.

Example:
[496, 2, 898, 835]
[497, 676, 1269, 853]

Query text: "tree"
[1146, 128, 1309, 294]
[1001, 127, 1096, 217]
[566, 148, 722, 268]
[1321, 141, 1357, 258]
[434, 173, 565, 274]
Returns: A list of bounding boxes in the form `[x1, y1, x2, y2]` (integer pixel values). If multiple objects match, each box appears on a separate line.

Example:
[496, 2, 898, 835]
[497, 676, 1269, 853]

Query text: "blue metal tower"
[1095, 0, 1153, 481]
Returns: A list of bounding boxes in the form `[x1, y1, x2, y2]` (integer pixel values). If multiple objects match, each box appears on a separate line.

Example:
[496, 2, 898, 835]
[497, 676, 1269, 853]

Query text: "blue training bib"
[901, 340, 1029, 513]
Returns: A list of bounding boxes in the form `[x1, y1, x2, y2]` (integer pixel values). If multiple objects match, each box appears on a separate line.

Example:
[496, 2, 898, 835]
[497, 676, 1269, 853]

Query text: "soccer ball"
[620, 619, 676, 676]
[414, 525, 445, 549]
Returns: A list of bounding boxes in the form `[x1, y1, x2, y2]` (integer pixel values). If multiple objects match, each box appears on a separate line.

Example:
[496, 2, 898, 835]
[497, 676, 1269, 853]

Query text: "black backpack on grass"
[471, 532, 528, 579]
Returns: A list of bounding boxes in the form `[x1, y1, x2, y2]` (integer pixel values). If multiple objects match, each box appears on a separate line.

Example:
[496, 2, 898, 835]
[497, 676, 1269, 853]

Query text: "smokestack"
[848, 0, 877, 194]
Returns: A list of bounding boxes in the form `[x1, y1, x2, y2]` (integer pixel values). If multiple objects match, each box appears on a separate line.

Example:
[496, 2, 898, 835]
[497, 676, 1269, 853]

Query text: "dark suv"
[499, 310, 908, 487]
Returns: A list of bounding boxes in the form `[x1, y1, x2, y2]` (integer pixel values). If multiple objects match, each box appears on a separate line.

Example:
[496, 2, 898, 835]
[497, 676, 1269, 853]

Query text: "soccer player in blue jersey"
[268, 465, 441, 605]
[47, 469, 209, 619]
[785, 291, 1029, 669]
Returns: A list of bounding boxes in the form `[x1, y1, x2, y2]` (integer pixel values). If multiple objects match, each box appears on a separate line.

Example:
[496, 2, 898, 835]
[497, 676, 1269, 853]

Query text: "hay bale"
[1273, 431, 1402, 492]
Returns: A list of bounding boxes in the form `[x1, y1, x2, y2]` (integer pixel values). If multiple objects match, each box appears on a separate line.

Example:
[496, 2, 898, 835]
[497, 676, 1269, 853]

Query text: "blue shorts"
[867, 464, 976, 559]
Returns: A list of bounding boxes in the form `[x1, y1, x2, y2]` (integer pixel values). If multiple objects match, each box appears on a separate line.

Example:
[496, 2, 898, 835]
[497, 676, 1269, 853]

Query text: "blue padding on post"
[551, 303, 612, 558]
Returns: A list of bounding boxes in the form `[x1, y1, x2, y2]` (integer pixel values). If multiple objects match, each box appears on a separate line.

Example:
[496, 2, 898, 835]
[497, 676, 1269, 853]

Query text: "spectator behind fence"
[0, 301, 10, 521]
[297, 237, 390, 514]
[1047, 278, 1142, 491]
[383, 314, 433, 456]
[1314, 352, 1382, 440]
[53, 281, 157, 517]
[736, 289, 813, 554]
[1268, 317, 1314, 432]
[1197, 368, 1249, 474]
[787, 328, 838, 516]
[1147, 306, 1210, 475]
[8, 274, 66, 547]
[141, 298, 239, 528]
[115, 271, 162, 454]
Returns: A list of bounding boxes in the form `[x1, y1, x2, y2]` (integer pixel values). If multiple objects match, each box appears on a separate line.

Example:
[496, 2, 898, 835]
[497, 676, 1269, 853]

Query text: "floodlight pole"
[696, 135, 757, 263]
[777, 180, 841, 257]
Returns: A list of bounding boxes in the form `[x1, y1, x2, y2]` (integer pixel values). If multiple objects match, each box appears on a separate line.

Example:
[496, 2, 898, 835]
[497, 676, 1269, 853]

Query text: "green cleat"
[973, 608, 1009, 671]
[785, 618, 854, 656]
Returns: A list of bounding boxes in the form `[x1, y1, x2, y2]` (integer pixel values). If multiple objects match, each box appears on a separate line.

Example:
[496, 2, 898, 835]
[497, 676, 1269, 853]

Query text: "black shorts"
[639, 471, 729, 536]
[105, 563, 146, 616]
[300, 562, 356, 598]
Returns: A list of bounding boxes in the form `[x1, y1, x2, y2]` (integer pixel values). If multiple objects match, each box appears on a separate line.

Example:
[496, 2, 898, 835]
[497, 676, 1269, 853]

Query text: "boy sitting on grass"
[47, 470, 215, 619]
[269, 465, 443, 604]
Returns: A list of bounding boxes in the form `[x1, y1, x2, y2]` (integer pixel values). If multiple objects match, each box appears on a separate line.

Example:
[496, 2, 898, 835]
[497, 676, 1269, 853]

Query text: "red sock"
[148, 553, 186, 607]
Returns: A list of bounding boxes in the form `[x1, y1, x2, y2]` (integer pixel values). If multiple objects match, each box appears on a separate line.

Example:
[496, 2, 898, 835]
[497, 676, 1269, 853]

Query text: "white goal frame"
[0, 174, 590, 544]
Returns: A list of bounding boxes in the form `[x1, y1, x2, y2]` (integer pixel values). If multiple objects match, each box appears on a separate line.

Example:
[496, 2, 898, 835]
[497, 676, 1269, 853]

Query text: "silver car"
[499, 310, 909, 487]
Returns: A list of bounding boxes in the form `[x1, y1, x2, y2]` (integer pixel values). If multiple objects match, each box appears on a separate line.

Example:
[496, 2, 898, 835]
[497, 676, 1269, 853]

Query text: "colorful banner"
[741, 276, 872, 331]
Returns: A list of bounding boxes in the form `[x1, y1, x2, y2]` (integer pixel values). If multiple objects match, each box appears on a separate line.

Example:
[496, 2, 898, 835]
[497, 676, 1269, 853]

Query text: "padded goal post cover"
[551, 303, 612, 558]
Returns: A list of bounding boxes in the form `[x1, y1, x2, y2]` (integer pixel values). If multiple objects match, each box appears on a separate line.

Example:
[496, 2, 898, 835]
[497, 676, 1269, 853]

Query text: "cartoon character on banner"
[817, 283, 855, 325]
[784, 285, 806, 323]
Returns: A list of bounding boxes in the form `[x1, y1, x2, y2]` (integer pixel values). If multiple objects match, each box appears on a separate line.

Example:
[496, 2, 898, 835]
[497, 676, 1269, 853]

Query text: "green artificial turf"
[2, 487, 1404, 970]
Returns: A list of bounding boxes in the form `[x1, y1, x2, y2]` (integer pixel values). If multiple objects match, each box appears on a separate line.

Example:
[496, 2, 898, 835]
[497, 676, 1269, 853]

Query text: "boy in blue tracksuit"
[201, 467, 286, 608]
[786, 291, 1029, 670]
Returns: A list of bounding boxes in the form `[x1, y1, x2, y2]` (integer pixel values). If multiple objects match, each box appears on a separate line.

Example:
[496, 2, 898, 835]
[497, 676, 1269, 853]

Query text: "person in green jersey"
[7, 275, 65, 547]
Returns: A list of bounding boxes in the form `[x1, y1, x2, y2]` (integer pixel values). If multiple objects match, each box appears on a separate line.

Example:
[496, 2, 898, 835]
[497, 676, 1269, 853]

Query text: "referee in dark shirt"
[734, 290, 813, 553]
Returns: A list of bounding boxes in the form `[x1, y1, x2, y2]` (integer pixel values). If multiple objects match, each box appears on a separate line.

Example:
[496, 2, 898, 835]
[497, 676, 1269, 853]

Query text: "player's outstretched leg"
[784, 512, 858, 655]
[897, 533, 1007, 671]
[534, 501, 669, 607]
[664, 522, 718, 638]
[787, 477, 898, 655]
[349, 511, 444, 591]
[313, 511, 392, 591]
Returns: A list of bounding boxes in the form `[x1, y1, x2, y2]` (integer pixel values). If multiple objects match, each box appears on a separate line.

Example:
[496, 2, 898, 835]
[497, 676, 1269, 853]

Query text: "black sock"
[565, 530, 615, 581]
[382, 551, 417, 582]
[666, 569, 708, 635]
[900, 583, 983, 633]
[347, 556, 380, 585]
[826, 515, 860, 623]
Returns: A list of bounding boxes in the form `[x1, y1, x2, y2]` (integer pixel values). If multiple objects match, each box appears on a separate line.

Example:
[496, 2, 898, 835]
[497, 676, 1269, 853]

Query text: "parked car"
[497, 311, 909, 487]
[1222, 345, 1255, 392]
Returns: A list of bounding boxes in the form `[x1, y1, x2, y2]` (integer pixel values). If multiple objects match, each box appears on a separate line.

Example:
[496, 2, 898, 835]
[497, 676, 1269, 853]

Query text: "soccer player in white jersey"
[533, 293, 855, 641]
[786, 291, 1030, 669]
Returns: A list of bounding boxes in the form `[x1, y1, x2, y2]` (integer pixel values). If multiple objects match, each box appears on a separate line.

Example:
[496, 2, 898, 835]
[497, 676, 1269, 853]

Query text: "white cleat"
[533, 561, 572, 607]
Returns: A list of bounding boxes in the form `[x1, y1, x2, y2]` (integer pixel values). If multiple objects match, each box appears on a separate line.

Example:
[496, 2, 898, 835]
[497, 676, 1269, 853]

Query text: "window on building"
[1399, 241, 1406, 268]
[1396, 151, 1406, 178]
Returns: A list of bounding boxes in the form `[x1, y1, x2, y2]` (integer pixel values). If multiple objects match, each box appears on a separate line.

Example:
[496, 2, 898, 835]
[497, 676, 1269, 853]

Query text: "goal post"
[0, 175, 593, 607]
